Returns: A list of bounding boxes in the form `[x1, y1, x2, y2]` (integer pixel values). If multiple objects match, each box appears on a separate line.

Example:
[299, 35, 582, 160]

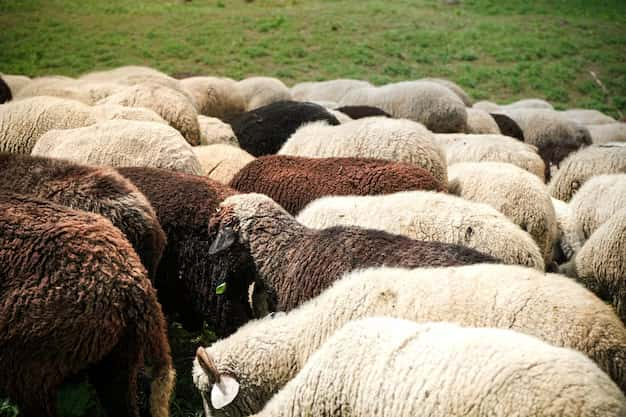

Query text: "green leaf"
[216, 282, 227, 295]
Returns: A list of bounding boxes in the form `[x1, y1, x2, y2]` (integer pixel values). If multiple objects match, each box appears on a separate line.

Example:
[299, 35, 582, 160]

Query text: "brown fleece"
[209, 201, 498, 313]
[335, 105, 391, 119]
[0, 153, 166, 279]
[229, 155, 446, 215]
[117, 167, 254, 335]
[0, 192, 173, 417]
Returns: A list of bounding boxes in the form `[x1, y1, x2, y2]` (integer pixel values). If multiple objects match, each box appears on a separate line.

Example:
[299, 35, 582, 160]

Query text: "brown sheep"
[229, 155, 445, 215]
[0, 192, 174, 417]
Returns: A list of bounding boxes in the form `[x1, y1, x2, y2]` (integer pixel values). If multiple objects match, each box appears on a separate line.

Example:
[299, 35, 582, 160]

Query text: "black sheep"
[0, 192, 173, 417]
[335, 105, 391, 119]
[0, 76, 12, 104]
[490, 113, 524, 141]
[226, 100, 340, 156]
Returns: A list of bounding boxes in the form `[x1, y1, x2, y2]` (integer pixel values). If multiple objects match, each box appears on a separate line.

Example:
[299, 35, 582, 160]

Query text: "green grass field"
[1, 0, 625, 116]
[0, 1, 625, 416]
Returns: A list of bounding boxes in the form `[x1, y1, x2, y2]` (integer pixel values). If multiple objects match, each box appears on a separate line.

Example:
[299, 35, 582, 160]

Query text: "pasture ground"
[0, 0, 625, 416]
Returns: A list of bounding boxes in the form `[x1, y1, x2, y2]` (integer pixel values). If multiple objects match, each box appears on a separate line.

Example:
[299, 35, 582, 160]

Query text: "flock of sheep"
[0, 65, 625, 417]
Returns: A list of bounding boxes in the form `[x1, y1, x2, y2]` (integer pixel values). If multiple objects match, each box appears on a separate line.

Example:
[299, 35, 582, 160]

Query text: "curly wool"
[180, 76, 246, 119]
[588, 123, 626, 144]
[551, 197, 583, 264]
[465, 107, 500, 134]
[31, 120, 202, 175]
[228, 100, 340, 156]
[230, 155, 445, 215]
[194, 264, 626, 417]
[193, 144, 255, 184]
[420, 77, 473, 106]
[562, 208, 626, 323]
[291, 79, 373, 103]
[0, 192, 174, 417]
[297, 191, 545, 270]
[339, 80, 467, 133]
[117, 167, 252, 335]
[254, 318, 626, 417]
[570, 174, 626, 241]
[548, 143, 626, 201]
[448, 162, 557, 265]
[434, 133, 544, 180]
[501, 108, 591, 180]
[0, 153, 166, 279]
[237, 76, 292, 110]
[0, 96, 96, 154]
[197, 115, 238, 146]
[280, 118, 448, 186]
[561, 109, 616, 125]
[97, 82, 201, 145]
[209, 193, 496, 315]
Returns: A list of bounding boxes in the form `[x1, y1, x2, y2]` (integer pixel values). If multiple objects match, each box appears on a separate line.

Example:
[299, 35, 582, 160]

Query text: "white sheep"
[420, 77, 473, 106]
[90, 104, 167, 124]
[550, 197, 583, 264]
[180, 76, 246, 119]
[296, 191, 545, 270]
[279, 118, 448, 186]
[197, 115, 238, 146]
[339, 80, 467, 133]
[15, 77, 122, 104]
[501, 98, 554, 110]
[464, 107, 500, 134]
[192, 264, 626, 417]
[247, 318, 626, 417]
[561, 208, 626, 322]
[236, 76, 292, 110]
[569, 174, 626, 241]
[291, 79, 373, 102]
[97, 81, 201, 145]
[192, 144, 255, 183]
[548, 143, 626, 201]
[472, 100, 501, 112]
[31, 120, 202, 175]
[561, 108, 617, 125]
[433, 133, 545, 180]
[448, 162, 557, 265]
[588, 123, 626, 144]
[1, 74, 32, 95]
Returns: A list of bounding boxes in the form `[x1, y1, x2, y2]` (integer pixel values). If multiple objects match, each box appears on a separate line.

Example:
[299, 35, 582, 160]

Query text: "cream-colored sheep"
[193, 264, 626, 417]
[279, 118, 448, 186]
[291, 79, 373, 103]
[588, 123, 626, 144]
[561, 208, 626, 322]
[97, 82, 201, 145]
[548, 143, 626, 201]
[80, 65, 190, 96]
[472, 100, 500, 112]
[0, 96, 96, 154]
[448, 162, 557, 265]
[249, 318, 626, 417]
[434, 133, 545, 180]
[464, 107, 500, 134]
[90, 104, 167, 124]
[1, 74, 32, 95]
[501, 98, 554, 110]
[562, 109, 616, 125]
[339, 80, 467, 133]
[197, 115, 238, 146]
[297, 191, 544, 269]
[15, 77, 122, 104]
[31, 120, 202, 175]
[420, 77, 473, 106]
[192, 144, 254, 183]
[237, 76, 292, 110]
[551, 197, 583, 264]
[180, 76, 246, 119]
[569, 174, 626, 241]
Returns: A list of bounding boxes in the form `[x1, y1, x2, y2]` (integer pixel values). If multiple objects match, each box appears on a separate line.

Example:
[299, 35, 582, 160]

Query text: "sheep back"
[291, 79, 372, 103]
[334, 105, 391, 119]
[193, 144, 255, 184]
[197, 115, 238, 146]
[0, 76, 12, 103]
[180, 76, 246, 119]
[588, 123, 626, 144]
[237, 76, 292, 110]
[465, 107, 500, 134]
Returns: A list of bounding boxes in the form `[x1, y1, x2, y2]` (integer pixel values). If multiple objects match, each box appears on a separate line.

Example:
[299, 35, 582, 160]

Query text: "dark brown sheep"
[229, 155, 446, 215]
[0, 192, 174, 417]
[0, 153, 166, 280]
[226, 100, 340, 156]
[118, 167, 254, 335]
[335, 105, 391, 119]
[490, 113, 524, 141]
[207, 193, 499, 315]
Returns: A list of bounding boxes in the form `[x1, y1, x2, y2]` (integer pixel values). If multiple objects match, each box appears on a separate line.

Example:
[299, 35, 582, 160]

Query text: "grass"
[0, 0, 625, 116]
[0, 1, 624, 415]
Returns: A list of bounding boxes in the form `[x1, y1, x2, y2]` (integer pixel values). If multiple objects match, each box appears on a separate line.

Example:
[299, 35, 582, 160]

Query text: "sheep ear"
[209, 226, 236, 255]
[211, 374, 240, 409]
